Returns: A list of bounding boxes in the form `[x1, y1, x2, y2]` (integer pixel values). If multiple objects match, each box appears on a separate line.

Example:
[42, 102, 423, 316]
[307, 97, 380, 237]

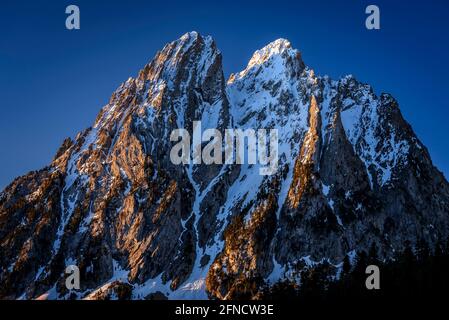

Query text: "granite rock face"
[1, 32, 448, 300]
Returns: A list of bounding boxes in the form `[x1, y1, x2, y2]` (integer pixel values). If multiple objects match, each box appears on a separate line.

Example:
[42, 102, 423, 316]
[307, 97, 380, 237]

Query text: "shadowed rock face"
[1, 32, 448, 300]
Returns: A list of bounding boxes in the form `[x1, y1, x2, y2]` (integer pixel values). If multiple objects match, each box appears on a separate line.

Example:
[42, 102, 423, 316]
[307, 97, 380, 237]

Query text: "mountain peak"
[167, 31, 202, 54]
[178, 31, 201, 45]
[157, 31, 213, 59]
[246, 38, 295, 69]
[265, 38, 292, 51]
[177, 31, 216, 49]
[136, 30, 221, 89]
[229, 38, 304, 84]
[180, 30, 199, 39]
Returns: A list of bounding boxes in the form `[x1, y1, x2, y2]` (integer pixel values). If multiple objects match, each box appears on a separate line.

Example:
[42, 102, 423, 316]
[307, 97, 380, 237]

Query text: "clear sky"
[1, 0, 448, 189]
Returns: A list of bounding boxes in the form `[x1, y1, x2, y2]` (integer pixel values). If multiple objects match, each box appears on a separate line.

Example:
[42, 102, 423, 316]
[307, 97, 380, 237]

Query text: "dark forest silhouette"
[224, 237, 449, 303]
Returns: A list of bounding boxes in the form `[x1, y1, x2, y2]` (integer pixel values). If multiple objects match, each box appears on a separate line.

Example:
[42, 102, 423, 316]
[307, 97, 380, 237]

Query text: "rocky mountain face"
[1, 32, 448, 300]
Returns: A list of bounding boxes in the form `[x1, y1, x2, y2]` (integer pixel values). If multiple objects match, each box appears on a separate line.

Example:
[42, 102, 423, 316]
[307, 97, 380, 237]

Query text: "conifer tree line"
[224, 237, 449, 302]
[259, 238, 449, 302]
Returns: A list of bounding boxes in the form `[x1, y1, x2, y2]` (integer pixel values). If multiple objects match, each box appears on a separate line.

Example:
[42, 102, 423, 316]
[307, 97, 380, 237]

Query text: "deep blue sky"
[1, 0, 448, 189]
